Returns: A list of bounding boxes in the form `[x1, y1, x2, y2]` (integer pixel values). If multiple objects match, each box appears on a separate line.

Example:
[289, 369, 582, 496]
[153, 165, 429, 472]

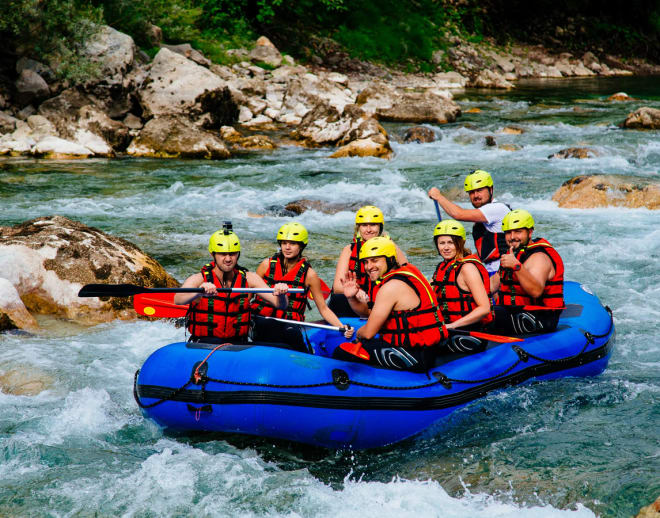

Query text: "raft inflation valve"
[332, 369, 350, 390]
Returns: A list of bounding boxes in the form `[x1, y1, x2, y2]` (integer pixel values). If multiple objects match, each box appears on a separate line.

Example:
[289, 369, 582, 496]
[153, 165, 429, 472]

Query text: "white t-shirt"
[474, 201, 510, 273]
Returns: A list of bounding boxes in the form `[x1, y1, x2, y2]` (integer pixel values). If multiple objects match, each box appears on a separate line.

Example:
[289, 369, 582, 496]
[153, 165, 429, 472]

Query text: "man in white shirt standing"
[428, 170, 510, 288]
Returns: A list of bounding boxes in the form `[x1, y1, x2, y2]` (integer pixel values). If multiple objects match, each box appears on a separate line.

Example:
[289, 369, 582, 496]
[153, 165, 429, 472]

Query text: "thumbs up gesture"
[500, 245, 520, 270]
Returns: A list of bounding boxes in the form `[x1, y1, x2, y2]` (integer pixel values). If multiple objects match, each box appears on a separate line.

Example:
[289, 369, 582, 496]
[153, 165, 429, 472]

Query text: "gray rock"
[162, 43, 211, 68]
[0, 111, 18, 134]
[404, 126, 436, 144]
[249, 45, 282, 68]
[622, 107, 660, 129]
[16, 57, 55, 83]
[0, 215, 179, 324]
[357, 82, 461, 123]
[82, 25, 136, 85]
[15, 69, 50, 107]
[126, 115, 230, 159]
[548, 147, 598, 159]
[123, 113, 143, 130]
[138, 48, 227, 119]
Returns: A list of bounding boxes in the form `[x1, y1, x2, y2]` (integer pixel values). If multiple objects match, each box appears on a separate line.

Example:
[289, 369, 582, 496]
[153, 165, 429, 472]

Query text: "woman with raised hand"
[430, 220, 493, 330]
[329, 205, 407, 317]
[252, 222, 353, 350]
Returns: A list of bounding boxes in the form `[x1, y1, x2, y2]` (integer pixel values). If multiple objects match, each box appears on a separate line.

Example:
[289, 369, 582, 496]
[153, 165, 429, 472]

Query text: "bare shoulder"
[181, 272, 204, 287]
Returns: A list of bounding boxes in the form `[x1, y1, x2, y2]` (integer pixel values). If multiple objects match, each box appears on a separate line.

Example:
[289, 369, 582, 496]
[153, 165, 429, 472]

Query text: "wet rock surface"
[552, 175, 660, 209]
[0, 215, 179, 326]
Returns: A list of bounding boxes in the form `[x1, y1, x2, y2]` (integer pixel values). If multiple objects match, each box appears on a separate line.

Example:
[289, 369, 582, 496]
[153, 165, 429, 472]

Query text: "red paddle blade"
[134, 293, 189, 318]
[468, 330, 524, 343]
[308, 278, 331, 301]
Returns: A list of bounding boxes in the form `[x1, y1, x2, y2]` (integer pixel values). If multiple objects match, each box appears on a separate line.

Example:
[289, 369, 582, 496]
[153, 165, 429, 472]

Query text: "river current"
[1, 77, 658, 517]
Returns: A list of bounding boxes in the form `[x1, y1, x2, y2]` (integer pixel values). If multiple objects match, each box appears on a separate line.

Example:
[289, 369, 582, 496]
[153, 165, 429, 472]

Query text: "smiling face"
[279, 240, 302, 259]
[468, 186, 492, 208]
[505, 228, 533, 252]
[436, 235, 458, 261]
[358, 223, 381, 241]
[212, 252, 239, 272]
[362, 256, 388, 281]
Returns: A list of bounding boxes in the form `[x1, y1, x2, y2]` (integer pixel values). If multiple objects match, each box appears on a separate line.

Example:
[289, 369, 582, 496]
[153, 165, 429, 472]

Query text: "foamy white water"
[1, 77, 659, 517]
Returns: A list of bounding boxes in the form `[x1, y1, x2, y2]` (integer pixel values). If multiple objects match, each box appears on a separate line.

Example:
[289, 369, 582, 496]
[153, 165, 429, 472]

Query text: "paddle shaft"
[434, 200, 443, 222]
[78, 283, 304, 298]
[255, 315, 346, 332]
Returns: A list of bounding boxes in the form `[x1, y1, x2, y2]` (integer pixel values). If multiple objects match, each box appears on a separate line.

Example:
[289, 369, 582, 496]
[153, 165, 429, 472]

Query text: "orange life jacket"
[250, 253, 310, 321]
[372, 263, 448, 347]
[431, 254, 493, 324]
[186, 264, 251, 340]
[348, 238, 374, 295]
[498, 238, 565, 309]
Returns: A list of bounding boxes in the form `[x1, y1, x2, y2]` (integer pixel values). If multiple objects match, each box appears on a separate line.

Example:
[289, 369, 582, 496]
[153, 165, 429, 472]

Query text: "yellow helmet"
[502, 209, 535, 231]
[355, 205, 384, 225]
[464, 169, 494, 192]
[433, 219, 466, 241]
[276, 222, 309, 245]
[359, 236, 396, 261]
[208, 229, 241, 253]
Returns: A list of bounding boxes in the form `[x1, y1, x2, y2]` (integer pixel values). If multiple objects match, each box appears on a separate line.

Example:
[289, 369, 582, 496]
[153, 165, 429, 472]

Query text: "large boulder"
[356, 82, 461, 124]
[292, 103, 391, 158]
[81, 25, 136, 85]
[0, 216, 179, 325]
[138, 48, 228, 119]
[126, 115, 230, 159]
[552, 175, 660, 209]
[622, 107, 660, 129]
[277, 75, 354, 125]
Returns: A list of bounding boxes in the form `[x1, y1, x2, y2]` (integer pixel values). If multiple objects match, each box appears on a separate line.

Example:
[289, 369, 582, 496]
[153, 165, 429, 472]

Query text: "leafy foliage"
[0, 0, 102, 80]
[1, 0, 658, 82]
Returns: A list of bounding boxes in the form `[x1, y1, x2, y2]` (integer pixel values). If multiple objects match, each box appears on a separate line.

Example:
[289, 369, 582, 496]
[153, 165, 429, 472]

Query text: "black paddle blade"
[78, 284, 145, 297]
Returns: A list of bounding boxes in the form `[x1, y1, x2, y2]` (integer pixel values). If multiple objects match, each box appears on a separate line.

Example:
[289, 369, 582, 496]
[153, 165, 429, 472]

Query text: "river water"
[1, 77, 658, 517]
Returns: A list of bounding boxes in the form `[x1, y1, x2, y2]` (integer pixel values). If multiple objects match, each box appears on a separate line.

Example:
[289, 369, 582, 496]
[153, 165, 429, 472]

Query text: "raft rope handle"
[194, 343, 230, 383]
[133, 308, 615, 403]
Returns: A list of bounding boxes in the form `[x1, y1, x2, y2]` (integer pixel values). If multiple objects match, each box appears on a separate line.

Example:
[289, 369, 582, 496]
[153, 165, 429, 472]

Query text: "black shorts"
[251, 316, 309, 352]
[333, 337, 438, 372]
[488, 306, 561, 335]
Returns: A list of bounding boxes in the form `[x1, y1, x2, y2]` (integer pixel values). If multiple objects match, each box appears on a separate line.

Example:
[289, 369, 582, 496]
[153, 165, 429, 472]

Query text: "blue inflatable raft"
[134, 281, 614, 450]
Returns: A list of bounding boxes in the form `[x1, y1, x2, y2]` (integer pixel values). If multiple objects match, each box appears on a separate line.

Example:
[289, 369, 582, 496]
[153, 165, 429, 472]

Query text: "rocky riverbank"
[1, 26, 659, 161]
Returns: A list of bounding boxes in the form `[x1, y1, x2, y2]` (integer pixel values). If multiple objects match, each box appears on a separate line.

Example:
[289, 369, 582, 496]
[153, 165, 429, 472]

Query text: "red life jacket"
[472, 202, 511, 265]
[372, 263, 448, 347]
[250, 253, 310, 321]
[186, 264, 251, 340]
[498, 238, 565, 309]
[431, 254, 493, 324]
[348, 238, 374, 295]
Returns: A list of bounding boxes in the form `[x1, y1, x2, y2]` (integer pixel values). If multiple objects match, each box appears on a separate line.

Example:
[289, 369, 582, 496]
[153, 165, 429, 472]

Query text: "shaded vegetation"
[0, 0, 658, 81]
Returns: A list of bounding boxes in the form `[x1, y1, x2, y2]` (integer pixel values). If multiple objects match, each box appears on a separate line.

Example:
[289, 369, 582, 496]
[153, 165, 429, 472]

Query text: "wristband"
[513, 263, 521, 272]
